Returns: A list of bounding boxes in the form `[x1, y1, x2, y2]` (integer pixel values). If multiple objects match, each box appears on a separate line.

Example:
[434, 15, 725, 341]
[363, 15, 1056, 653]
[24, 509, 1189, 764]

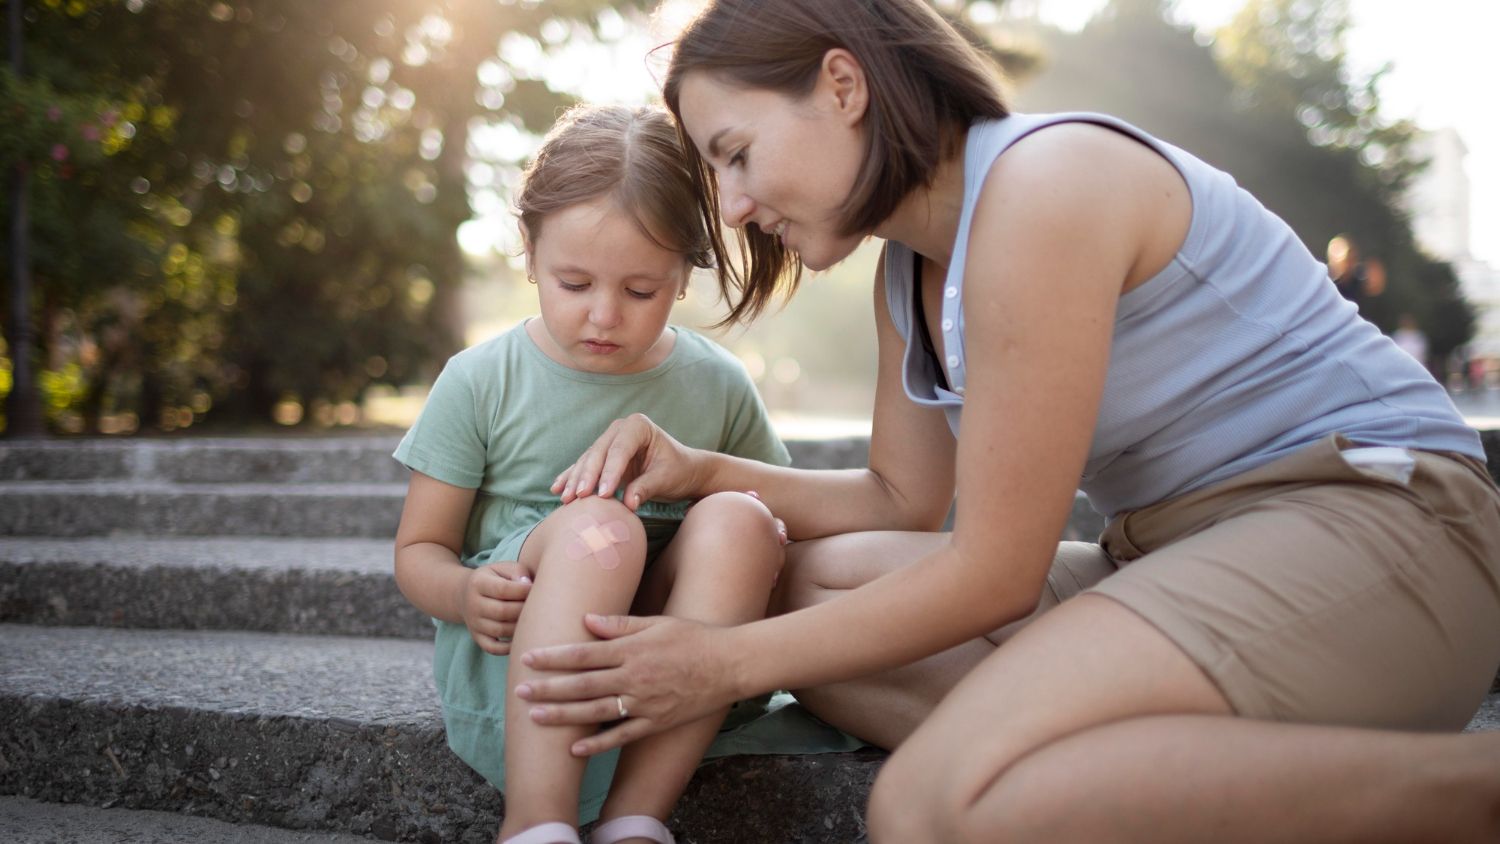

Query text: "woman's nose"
[718, 181, 756, 229]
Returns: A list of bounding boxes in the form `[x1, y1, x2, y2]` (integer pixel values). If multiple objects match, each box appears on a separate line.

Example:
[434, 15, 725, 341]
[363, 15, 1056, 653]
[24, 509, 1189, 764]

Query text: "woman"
[519, 1, 1500, 840]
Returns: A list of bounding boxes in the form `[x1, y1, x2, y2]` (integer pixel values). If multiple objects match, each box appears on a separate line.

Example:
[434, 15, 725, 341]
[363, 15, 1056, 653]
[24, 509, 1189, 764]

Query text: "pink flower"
[46, 106, 62, 122]
[51, 144, 69, 162]
[81, 124, 101, 142]
[99, 110, 119, 127]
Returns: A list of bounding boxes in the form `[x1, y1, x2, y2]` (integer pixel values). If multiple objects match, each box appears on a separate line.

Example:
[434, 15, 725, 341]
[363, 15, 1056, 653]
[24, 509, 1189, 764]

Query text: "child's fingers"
[471, 594, 523, 624]
[471, 629, 513, 656]
[486, 561, 533, 584]
[473, 573, 529, 604]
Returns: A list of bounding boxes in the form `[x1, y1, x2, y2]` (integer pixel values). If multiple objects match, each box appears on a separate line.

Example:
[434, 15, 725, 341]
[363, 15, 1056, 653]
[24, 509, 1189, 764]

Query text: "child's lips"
[583, 340, 620, 354]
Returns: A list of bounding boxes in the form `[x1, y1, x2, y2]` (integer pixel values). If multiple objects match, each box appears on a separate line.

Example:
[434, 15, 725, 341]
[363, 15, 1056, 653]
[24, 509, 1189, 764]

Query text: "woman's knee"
[867, 744, 970, 842]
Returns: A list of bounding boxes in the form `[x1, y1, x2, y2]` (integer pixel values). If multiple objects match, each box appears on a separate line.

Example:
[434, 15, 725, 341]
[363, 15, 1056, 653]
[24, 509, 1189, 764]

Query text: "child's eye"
[558, 280, 587, 292]
[626, 288, 658, 301]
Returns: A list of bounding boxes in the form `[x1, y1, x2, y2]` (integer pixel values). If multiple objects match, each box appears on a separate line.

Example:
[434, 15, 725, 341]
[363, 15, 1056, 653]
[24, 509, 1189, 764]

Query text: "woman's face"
[676, 66, 868, 271]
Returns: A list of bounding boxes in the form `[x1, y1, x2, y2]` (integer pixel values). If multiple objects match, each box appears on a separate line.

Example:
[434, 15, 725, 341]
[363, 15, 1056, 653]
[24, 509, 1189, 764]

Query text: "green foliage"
[1, 0, 647, 434]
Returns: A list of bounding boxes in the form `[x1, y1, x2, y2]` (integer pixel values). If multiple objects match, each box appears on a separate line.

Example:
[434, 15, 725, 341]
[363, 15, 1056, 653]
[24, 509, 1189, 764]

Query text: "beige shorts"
[1042, 434, 1500, 731]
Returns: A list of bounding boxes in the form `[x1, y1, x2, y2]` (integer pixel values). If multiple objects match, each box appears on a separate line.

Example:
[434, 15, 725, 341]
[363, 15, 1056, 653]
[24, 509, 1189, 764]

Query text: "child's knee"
[684, 491, 785, 575]
[540, 496, 646, 575]
[689, 491, 779, 539]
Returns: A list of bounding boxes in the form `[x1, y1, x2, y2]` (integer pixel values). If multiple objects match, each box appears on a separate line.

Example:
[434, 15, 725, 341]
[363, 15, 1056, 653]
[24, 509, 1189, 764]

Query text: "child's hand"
[459, 562, 533, 655]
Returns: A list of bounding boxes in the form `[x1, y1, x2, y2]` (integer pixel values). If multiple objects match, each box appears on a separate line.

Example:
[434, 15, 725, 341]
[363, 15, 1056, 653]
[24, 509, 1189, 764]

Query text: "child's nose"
[589, 296, 621, 328]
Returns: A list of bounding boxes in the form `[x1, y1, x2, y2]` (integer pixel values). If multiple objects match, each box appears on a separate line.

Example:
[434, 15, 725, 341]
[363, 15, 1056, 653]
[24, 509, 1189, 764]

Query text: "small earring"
[527, 275, 537, 285]
[676, 289, 687, 301]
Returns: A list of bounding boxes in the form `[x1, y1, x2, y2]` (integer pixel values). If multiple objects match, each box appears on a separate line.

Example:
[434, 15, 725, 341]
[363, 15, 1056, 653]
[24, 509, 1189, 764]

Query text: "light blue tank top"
[885, 112, 1481, 518]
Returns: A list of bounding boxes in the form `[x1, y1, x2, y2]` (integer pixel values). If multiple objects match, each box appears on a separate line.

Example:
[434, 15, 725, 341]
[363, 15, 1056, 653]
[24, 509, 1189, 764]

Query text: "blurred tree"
[1, 0, 647, 434]
[1010, 0, 1474, 358]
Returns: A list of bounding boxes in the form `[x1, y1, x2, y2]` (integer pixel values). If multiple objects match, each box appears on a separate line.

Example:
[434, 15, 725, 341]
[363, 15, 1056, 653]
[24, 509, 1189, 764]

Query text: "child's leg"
[498, 496, 648, 841]
[598, 491, 784, 826]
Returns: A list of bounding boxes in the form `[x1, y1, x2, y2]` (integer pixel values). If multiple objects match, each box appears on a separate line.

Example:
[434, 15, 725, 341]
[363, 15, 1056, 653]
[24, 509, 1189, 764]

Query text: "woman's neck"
[873, 132, 968, 268]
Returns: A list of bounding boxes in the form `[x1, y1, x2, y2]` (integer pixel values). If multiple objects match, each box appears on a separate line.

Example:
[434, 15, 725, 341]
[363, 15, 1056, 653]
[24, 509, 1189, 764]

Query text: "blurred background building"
[1409, 128, 1500, 368]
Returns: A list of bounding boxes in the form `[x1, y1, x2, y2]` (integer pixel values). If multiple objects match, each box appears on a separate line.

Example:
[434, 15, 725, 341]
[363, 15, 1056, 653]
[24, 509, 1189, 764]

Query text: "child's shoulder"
[669, 326, 749, 376]
[444, 322, 532, 372]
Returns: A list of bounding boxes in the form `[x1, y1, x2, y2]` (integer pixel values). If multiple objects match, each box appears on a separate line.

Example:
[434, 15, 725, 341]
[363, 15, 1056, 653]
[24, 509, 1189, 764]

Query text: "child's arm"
[394, 470, 532, 654]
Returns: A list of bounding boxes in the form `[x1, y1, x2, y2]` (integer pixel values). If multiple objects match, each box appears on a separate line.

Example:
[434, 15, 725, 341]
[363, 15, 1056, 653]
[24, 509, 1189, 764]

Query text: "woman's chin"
[797, 241, 860, 272]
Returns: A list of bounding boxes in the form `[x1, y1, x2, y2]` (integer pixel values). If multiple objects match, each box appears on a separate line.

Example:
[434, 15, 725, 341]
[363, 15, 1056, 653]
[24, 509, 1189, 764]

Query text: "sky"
[462, 0, 1498, 266]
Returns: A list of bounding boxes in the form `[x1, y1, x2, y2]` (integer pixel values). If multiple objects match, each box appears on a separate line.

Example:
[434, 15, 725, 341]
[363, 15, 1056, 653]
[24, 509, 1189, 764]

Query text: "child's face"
[526, 196, 690, 375]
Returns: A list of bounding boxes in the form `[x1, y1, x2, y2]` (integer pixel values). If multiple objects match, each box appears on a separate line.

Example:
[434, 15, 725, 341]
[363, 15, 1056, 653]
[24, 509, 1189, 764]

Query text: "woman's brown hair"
[516, 103, 712, 272]
[663, 0, 1009, 325]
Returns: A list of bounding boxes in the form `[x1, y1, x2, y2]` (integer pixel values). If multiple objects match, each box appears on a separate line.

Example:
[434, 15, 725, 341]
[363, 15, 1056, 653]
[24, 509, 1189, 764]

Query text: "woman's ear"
[821, 48, 868, 125]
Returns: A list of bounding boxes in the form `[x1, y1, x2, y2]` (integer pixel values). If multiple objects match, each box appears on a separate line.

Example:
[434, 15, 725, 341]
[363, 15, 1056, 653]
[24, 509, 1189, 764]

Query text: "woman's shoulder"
[972, 125, 1161, 234]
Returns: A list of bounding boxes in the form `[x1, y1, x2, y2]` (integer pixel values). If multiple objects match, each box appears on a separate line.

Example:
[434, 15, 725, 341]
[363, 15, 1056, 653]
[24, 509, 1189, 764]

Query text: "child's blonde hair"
[517, 104, 712, 271]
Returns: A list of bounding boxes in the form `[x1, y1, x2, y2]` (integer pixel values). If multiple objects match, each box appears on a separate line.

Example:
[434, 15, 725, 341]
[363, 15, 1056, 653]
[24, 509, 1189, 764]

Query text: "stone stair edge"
[0, 536, 396, 570]
[0, 480, 407, 493]
[0, 488, 404, 539]
[0, 540, 425, 639]
[0, 795, 377, 844]
[0, 624, 880, 843]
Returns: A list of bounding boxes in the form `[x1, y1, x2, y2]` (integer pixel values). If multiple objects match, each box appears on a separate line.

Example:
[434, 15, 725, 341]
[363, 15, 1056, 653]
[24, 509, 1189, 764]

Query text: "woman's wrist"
[720, 621, 777, 701]
[690, 448, 730, 499]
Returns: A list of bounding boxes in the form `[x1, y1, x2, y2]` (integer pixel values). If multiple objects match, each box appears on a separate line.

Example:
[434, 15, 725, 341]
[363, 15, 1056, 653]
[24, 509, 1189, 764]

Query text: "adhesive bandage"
[565, 516, 632, 569]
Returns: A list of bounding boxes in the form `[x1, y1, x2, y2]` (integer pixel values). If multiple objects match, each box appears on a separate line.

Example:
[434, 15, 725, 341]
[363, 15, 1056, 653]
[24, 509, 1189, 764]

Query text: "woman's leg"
[773, 532, 1114, 748]
[865, 593, 1500, 843]
[597, 491, 785, 829]
[497, 497, 648, 841]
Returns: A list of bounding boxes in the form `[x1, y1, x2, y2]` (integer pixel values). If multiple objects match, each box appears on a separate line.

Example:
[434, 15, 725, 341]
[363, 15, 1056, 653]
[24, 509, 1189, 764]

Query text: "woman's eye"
[728, 148, 746, 167]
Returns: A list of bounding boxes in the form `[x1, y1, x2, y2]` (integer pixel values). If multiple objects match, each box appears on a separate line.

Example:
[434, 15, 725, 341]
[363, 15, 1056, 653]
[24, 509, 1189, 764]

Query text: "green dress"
[394, 321, 861, 823]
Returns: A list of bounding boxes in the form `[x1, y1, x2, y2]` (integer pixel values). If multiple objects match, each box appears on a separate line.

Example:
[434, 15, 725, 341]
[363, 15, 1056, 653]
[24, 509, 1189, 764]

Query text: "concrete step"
[0, 438, 407, 485]
[0, 795, 373, 843]
[0, 481, 405, 538]
[0, 538, 429, 639]
[0, 478, 1102, 544]
[0, 437, 865, 485]
[0, 624, 880, 843]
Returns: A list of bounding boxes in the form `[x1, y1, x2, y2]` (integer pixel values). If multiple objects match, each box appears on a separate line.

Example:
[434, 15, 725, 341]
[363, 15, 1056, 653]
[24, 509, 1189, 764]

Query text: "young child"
[391, 104, 791, 844]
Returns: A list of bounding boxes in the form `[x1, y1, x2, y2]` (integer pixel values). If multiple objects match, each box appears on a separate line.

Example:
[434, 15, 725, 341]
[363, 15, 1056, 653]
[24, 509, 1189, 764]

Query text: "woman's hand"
[550, 413, 710, 510]
[458, 562, 532, 655]
[516, 614, 743, 756]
